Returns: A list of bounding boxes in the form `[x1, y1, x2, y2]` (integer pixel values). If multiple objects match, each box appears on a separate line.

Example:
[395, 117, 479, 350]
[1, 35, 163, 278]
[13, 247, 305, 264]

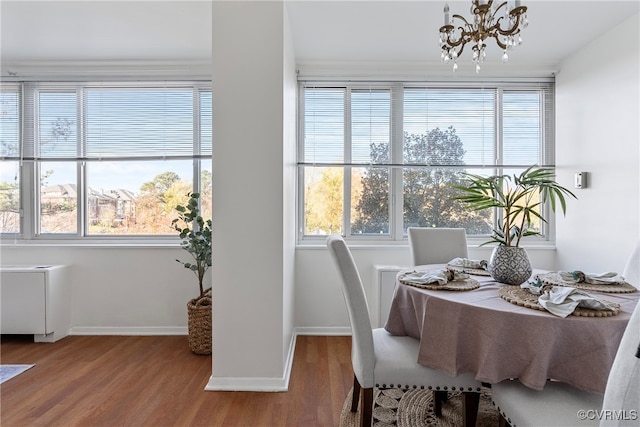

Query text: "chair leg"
[462, 391, 480, 427]
[351, 375, 361, 413]
[433, 390, 448, 417]
[360, 387, 373, 427]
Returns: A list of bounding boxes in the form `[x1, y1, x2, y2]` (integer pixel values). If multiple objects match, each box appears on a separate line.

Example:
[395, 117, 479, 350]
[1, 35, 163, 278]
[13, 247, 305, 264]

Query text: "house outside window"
[0, 81, 212, 239]
[298, 80, 555, 243]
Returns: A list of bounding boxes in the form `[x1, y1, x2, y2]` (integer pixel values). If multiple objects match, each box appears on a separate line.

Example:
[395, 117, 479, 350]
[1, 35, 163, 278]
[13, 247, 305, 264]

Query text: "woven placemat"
[538, 272, 637, 294]
[498, 286, 621, 317]
[446, 265, 492, 276]
[400, 277, 480, 291]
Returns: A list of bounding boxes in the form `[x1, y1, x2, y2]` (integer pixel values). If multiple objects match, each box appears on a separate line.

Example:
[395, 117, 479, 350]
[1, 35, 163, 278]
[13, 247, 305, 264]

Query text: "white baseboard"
[204, 327, 351, 392]
[205, 332, 297, 392]
[67, 326, 350, 337]
[295, 326, 351, 336]
[70, 326, 187, 336]
[204, 374, 290, 392]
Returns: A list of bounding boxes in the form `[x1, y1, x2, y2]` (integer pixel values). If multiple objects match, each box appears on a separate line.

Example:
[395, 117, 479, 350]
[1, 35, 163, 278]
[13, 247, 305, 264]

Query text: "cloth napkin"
[558, 270, 624, 285]
[400, 269, 469, 285]
[521, 279, 616, 318]
[447, 257, 488, 270]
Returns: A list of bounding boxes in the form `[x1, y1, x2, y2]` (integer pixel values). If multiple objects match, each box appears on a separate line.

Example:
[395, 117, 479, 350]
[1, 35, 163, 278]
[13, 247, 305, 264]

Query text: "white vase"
[488, 246, 532, 285]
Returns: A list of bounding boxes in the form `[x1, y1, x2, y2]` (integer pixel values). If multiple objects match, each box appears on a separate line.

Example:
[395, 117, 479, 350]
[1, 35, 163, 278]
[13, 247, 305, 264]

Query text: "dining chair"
[326, 234, 482, 427]
[407, 227, 469, 266]
[623, 242, 639, 288]
[490, 298, 640, 427]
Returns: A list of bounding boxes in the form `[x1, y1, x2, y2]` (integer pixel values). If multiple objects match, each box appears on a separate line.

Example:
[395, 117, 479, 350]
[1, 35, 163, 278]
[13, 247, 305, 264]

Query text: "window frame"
[0, 81, 212, 243]
[297, 80, 556, 245]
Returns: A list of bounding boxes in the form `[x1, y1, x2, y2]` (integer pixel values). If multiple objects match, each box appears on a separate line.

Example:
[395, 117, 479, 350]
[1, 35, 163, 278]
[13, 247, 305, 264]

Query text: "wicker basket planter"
[187, 296, 212, 355]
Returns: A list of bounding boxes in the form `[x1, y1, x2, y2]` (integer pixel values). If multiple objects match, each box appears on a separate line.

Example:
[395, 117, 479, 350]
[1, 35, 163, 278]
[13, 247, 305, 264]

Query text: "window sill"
[0, 238, 181, 249]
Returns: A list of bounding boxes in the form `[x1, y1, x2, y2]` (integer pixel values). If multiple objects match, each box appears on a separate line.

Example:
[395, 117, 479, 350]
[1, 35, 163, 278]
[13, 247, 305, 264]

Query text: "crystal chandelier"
[439, 0, 528, 73]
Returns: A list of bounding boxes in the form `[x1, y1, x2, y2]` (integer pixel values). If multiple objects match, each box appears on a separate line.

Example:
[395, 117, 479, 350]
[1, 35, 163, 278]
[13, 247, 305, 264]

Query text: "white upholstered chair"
[407, 227, 469, 266]
[326, 234, 483, 427]
[623, 242, 640, 288]
[491, 297, 640, 427]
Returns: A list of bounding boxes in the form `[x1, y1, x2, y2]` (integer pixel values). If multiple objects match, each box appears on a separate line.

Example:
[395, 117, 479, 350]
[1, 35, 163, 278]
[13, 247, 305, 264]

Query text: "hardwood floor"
[0, 335, 353, 427]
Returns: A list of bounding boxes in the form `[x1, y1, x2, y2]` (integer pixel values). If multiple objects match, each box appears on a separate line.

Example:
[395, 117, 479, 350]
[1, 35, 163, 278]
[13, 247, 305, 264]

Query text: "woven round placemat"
[400, 277, 480, 291]
[446, 265, 491, 276]
[537, 272, 637, 294]
[498, 286, 621, 317]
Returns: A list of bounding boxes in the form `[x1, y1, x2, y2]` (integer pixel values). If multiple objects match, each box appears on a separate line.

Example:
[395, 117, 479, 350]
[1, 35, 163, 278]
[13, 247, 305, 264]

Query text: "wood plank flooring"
[0, 335, 353, 427]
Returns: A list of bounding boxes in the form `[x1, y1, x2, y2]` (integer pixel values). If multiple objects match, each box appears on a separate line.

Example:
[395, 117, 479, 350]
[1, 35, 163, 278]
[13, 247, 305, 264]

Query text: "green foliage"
[352, 128, 491, 234]
[140, 171, 181, 196]
[452, 165, 577, 247]
[172, 192, 212, 300]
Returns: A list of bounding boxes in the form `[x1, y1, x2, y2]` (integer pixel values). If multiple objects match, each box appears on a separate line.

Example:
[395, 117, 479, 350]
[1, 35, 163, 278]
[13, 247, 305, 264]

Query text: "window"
[0, 81, 212, 238]
[298, 81, 554, 242]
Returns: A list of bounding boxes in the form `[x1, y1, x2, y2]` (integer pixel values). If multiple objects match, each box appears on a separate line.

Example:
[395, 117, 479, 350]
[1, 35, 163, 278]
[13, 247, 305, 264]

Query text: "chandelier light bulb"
[438, 0, 528, 72]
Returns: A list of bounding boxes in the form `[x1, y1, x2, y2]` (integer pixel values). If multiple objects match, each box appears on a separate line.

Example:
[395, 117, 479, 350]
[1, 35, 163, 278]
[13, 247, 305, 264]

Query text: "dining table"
[383, 264, 640, 395]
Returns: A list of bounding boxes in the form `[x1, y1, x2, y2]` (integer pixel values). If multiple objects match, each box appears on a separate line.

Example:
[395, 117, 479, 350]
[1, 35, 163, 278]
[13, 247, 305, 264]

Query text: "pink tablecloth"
[384, 265, 640, 394]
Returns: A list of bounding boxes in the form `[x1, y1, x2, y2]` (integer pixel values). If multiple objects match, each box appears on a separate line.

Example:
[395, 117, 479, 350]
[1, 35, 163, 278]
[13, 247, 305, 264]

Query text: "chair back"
[623, 242, 640, 288]
[600, 299, 640, 426]
[408, 227, 469, 266]
[326, 234, 375, 388]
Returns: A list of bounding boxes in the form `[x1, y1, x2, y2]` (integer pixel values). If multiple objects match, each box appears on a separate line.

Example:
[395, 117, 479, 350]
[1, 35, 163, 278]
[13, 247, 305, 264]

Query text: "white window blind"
[303, 87, 345, 164]
[403, 88, 495, 166]
[0, 84, 21, 159]
[20, 83, 212, 162]
[351, 89, 391, 164]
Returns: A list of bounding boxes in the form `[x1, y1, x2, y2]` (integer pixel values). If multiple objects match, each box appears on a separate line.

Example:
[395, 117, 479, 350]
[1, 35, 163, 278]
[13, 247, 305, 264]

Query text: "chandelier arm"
[496, 26, 522, 37]
[486, 18, 520, 37]
[451, 14, 472, 27]
[492, 1, 509, 16]
[485, 15, 525, 38]
[490, 33, 508, 50]
[441, 25, 472, 49]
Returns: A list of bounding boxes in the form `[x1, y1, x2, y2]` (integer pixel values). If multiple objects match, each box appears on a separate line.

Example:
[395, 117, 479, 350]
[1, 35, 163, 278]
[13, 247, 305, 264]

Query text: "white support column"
[208, 1, 295, 391]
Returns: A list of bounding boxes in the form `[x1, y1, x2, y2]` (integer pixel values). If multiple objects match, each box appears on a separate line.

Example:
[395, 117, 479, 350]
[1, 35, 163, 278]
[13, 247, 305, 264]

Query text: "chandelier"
[439, 0, 528, 72]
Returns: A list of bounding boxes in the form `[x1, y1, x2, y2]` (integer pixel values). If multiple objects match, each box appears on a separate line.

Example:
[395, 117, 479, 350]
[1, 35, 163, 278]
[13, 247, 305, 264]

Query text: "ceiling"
[1, 1, 639, 77]
[287, 0, 640, 76]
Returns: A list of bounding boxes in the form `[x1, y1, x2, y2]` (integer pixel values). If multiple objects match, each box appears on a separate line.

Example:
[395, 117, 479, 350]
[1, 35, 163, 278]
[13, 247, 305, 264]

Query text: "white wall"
[555, 14, 640, 273]
[294, 244, 556, 331]
[282, 3, 298, 384]
[0, 245, 196, 333]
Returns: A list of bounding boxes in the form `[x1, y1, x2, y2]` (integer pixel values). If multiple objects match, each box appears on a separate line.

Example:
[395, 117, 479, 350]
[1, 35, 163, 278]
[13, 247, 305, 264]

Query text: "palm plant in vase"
[452, 165, 577, 284]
